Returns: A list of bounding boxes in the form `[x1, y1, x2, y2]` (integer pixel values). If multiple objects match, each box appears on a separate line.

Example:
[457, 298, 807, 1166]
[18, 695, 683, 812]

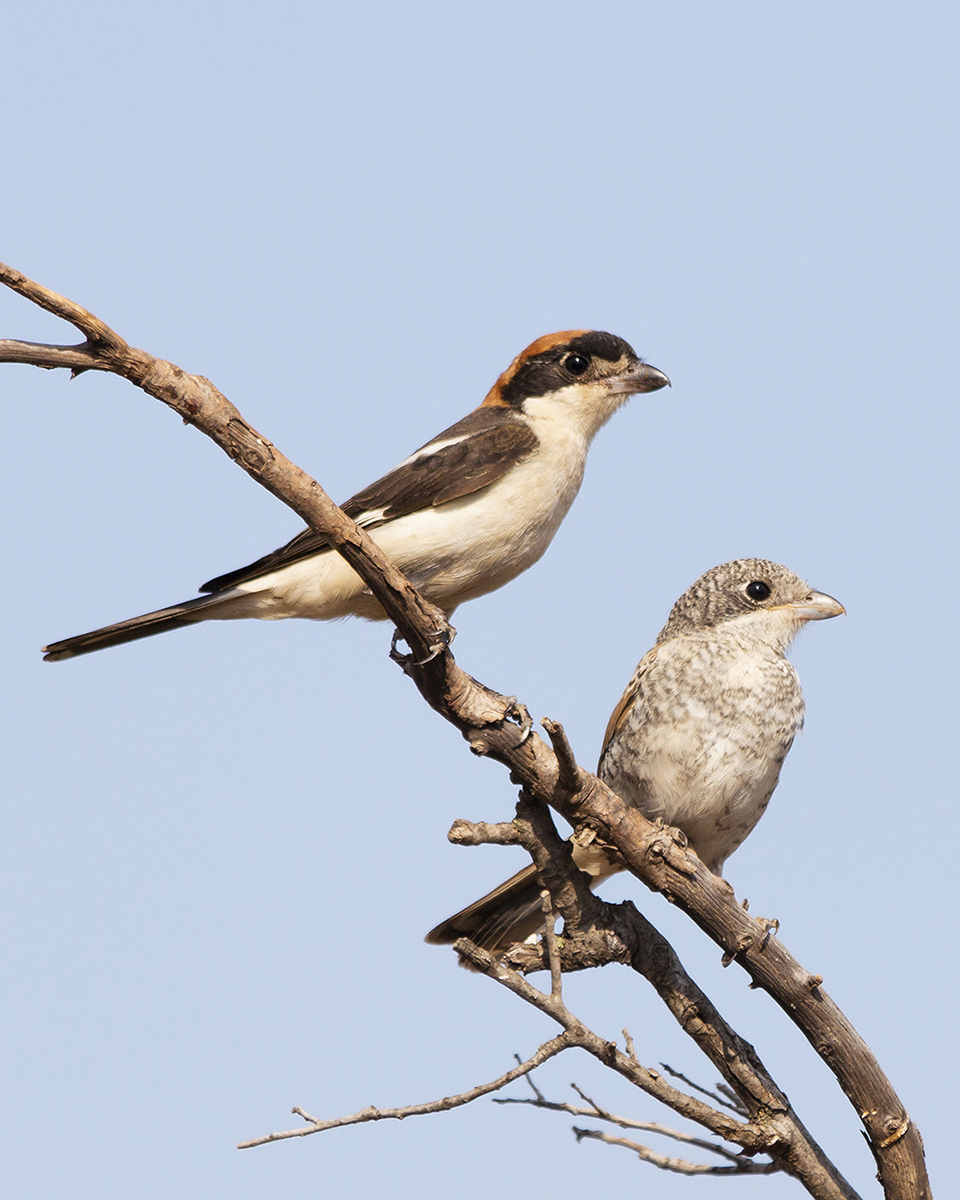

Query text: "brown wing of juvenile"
[597, 644, 660, 771]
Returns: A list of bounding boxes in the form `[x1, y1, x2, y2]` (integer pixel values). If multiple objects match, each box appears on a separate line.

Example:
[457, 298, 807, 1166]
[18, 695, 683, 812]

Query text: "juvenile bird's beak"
[609, 362, 671, 395]
[787, 592, 846, 621]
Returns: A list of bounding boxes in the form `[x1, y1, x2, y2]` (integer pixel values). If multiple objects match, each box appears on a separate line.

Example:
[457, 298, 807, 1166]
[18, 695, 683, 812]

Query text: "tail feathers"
[426, 838, 624, 960]
[42, 591, 241, 662]
[424, 863, 546, 953]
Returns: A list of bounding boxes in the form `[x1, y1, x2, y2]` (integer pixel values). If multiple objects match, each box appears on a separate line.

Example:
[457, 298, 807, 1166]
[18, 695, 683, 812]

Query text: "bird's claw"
[389, 625, 453, 670]
[504, 698, 533, 742]
[416, 626, 453, 664]
[757, 917, 780, 950]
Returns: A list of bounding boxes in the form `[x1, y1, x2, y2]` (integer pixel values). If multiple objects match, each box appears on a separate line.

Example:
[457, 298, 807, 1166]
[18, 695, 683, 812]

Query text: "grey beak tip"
[643, 364, 671, 391]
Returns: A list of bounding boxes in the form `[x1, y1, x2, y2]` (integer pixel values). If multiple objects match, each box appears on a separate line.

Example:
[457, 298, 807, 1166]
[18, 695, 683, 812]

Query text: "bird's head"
[659, 559, 845, 653]
[481, 330, 670, 439]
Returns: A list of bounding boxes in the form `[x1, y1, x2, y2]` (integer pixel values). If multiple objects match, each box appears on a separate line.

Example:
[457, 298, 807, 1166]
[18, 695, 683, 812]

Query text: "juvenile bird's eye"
[746, 580, 771, 602]
[563, 354, 590, 376]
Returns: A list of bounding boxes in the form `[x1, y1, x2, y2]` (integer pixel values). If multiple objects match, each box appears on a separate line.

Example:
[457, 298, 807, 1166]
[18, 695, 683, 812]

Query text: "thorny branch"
[0, 262, 930, 1199]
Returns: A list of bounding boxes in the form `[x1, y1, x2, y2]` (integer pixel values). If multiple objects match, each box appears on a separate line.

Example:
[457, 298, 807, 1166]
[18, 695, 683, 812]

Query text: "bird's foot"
[504, 697, 533, 743]
[756, 916, 780, 950]
[389, 625, 454, 671]
[724, 916, 782, 971]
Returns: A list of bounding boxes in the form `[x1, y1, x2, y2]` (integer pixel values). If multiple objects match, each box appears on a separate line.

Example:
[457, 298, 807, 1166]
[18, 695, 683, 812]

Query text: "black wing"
[200, 409, 538, 593]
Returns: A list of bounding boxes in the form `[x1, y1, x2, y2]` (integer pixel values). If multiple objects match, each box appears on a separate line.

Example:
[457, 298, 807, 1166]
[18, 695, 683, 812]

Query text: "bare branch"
[0, 264, 125, 350]
[523, 788, 927, 1196]
[513, 794, 596, 943]
[501, 885, 863, 1194]
[454, 939, 762, 1145]
[452, 811, 857, 1193]
[573, 1127, 781, 1176]
[237, 1032, 577, 1149]
[457, 937, 869, 1199]
[496, 1087, 749, 1161]
[0, 261, 456, 673]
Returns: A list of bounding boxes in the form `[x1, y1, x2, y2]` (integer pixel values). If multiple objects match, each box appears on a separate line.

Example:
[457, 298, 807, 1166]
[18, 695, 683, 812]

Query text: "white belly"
[225, 428, 588, 621]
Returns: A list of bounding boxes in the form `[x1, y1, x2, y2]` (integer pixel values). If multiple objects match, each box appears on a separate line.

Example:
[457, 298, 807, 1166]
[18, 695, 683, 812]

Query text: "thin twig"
[237, 1032, 577, 1148]
[569, 1082, 748, 1162]
[573, 1127, 780, 1176]
[659, 1064, 747, 1115]
[518, 1058, 547, 1103]
[495, 1091, 748, 1162]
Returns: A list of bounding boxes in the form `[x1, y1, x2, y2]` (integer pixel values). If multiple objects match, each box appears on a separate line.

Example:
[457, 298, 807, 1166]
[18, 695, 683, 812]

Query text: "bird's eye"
[563, 354, 590, 376]
[746, 580, 771, 602]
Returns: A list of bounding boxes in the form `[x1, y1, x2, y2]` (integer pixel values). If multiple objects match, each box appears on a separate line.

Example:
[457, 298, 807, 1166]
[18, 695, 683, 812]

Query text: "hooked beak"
[609, 361, 671, 395]
[785, 591, 846, 621]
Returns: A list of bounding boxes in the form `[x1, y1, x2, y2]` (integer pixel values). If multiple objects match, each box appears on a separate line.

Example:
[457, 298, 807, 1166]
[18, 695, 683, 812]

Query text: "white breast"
[228, 409, 594, 620]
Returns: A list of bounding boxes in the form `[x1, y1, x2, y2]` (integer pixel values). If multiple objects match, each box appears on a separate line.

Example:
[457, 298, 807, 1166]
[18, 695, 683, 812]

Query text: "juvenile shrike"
[426, 559, 844, 953]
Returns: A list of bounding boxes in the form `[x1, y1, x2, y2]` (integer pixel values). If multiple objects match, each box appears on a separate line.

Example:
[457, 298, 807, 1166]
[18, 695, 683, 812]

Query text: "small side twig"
[446, 818, 522, 847]
[517, 1056, 547, 1102]
[540, 889, 563, 999]
[660, 1064, 748, 1116]
[541, 718, 583, 796]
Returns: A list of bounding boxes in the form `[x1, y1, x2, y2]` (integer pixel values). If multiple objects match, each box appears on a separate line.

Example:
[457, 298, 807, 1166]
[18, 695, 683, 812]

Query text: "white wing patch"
[393, 432, 475, 469]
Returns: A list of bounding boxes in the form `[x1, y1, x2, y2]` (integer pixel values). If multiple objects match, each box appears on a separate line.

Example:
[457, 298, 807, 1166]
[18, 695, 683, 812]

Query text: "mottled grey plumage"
[426, 559, 843, 952]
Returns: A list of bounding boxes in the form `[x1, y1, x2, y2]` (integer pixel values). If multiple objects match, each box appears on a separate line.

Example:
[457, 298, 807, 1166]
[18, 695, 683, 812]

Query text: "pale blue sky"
[3, 3, 957, 1197]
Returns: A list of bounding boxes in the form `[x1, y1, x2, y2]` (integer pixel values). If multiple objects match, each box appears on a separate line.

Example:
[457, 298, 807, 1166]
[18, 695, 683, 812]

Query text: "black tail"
[425, 863, 546, 953]
[426, 836, 622, 958]
[42, 592, 238, 661]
